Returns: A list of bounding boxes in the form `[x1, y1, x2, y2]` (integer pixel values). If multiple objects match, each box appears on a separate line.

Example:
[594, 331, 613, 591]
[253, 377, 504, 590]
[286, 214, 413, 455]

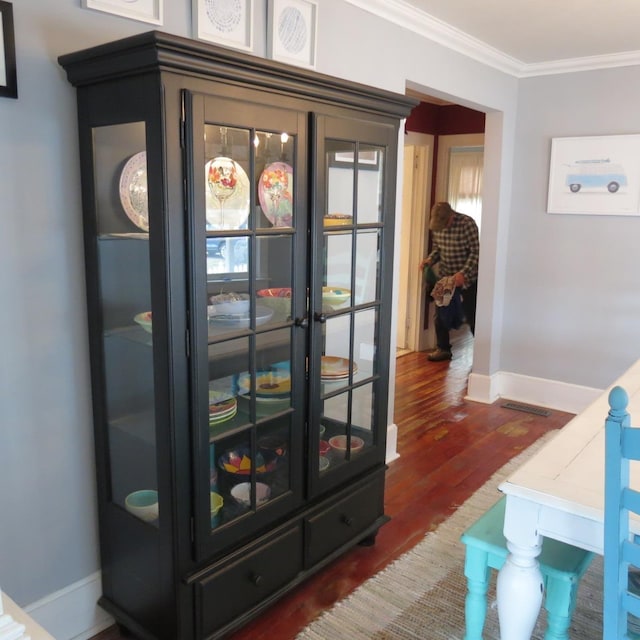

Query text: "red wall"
[405, 103, 485, 135]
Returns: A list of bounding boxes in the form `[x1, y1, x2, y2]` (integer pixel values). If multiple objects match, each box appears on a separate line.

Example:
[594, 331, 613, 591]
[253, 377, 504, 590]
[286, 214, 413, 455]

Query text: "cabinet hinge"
[185, 327, 190, 358]
[190, 517, 194, 543]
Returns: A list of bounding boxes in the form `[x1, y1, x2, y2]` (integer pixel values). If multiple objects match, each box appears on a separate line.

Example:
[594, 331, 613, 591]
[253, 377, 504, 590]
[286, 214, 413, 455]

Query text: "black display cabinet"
[59, 31, 416, 639]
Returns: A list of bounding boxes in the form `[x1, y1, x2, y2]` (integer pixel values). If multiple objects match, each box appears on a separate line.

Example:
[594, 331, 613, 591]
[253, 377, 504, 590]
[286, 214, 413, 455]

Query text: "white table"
[497, 358, 640, 639]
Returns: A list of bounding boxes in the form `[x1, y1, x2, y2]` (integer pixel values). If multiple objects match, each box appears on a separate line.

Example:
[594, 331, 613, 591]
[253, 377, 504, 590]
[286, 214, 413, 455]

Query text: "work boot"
[427, 348, 452, 362]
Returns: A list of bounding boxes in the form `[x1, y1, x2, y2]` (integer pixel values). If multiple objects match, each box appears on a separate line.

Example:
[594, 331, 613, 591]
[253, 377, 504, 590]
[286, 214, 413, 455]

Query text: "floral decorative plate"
[205, 157, 250, 230]
[119, 151, 149, 232]
[258, 161, 293, 227]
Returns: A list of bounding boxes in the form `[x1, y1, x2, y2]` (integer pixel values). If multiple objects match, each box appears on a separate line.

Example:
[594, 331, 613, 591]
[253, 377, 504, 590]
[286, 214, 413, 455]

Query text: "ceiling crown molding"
[343, 0, 640, 78]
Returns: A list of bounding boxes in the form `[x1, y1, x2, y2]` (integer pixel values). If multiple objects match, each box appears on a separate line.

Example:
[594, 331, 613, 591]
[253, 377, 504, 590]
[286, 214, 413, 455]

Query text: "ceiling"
[346, 0, 640, 76]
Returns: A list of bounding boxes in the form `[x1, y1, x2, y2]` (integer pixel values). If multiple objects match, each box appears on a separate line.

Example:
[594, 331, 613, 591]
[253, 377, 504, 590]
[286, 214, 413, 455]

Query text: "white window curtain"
[447, 146, 484, 231]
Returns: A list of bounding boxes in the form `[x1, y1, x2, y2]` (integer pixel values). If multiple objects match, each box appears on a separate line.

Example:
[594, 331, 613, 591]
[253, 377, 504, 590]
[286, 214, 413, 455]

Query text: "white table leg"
[497, 540, 543, 639]
[497, 495, 544, 640]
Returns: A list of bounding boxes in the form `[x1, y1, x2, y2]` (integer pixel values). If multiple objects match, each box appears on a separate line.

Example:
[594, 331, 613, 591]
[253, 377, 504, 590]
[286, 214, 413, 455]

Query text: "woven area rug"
[296, 433, 604, 639]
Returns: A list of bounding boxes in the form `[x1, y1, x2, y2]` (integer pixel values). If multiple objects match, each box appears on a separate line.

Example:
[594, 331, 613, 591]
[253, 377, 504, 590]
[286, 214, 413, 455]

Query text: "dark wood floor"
[92, 330, 574, 640]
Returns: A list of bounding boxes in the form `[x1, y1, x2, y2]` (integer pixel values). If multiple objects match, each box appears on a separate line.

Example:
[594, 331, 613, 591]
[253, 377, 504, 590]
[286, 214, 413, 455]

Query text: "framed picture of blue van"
[547, 134, 640, 215]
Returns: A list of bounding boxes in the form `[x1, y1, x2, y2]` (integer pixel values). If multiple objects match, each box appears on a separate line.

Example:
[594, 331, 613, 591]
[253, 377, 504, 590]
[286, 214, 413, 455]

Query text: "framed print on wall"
[193, 0, 254, 51]
[82, 0, 163, 26]
[267, 0, 317, 69]
[547, 134, 640, 216]
[0, 1, 17, 99]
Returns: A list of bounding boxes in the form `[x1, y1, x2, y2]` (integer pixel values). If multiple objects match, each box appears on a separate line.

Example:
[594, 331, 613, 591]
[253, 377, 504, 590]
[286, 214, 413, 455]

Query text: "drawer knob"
[250, 572, 263, 587]
[341, 515, 354, 527]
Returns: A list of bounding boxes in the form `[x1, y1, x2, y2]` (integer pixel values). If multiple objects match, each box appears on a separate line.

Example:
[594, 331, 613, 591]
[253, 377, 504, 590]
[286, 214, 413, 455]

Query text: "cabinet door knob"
[250, 572, 263, 586]
[294, 316, 308, 328]
[314, 312, 327, 324]
[341, 515, 354, 527]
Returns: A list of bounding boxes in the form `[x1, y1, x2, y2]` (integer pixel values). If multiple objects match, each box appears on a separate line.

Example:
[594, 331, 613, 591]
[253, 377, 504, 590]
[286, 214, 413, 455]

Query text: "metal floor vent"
[502, 401, 551, 417]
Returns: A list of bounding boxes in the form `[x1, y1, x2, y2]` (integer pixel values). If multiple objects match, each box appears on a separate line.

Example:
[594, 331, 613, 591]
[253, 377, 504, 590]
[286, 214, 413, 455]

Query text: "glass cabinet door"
[91, 122, 160, 527]
[311, 115, 395, 490]
[187, 93, 306, 555]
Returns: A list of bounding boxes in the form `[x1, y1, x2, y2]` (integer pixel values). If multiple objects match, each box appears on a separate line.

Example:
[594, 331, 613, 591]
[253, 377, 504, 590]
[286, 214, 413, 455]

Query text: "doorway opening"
[397, 93, 485, 358]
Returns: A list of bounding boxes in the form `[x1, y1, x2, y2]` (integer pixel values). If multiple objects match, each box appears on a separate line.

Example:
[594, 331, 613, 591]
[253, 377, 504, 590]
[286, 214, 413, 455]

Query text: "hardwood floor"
[91, 329, 574, 640]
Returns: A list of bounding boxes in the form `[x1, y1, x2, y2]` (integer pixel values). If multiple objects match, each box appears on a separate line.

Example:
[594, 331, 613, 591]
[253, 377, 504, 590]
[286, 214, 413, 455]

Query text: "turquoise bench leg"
[543, 574, 576, 640]
[460, 497, 593, 640]
[463, 546, 492, 640]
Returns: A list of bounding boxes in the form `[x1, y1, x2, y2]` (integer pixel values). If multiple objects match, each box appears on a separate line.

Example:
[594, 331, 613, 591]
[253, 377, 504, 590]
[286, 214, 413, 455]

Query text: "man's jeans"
[435, 281, 477, 351]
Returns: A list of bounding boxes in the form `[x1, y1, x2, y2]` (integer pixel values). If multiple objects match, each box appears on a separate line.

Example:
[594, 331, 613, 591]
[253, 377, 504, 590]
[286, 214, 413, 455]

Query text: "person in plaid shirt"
[419, 202, 480, 362]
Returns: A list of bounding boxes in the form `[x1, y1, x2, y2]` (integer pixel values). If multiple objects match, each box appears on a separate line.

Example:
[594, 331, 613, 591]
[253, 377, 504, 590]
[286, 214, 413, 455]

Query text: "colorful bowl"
[210, 492, 223, 527]
[255, 289, 292, 321]
[319, 440, 331, 456]
[257, 287, 292, 298]
[218, 447, 277, 477]
[329, 435, 365, 455]
[258, 435, 288, 457]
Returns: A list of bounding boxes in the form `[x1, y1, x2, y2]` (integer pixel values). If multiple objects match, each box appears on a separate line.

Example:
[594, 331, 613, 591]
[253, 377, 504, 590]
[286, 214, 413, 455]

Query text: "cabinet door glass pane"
[325, 142, 385, 225]
[354, 229, 380, 305]
[316, 137, 387, 478]
[255, 129, 295, 230]
[323, 232, 353, 308]
[202, 116, 299, 535]
[93, 122, 159, 527]
[356, 144, 384, 223]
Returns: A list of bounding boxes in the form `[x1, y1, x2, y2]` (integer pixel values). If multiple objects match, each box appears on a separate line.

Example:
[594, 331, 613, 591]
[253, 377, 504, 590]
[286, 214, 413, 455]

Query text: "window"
[447, 146, 483, 231]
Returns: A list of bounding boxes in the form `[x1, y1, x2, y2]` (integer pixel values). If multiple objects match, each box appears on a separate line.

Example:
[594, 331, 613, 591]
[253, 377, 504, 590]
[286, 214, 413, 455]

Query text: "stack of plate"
[321, 356, 358, 381]
[209, 390, 237, 427]
[237, 371, 291, 416]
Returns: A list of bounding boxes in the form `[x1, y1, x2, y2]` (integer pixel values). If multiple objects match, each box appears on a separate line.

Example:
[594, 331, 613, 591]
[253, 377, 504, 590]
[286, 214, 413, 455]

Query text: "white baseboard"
[385, 422, 400, 463]
[23, 572, 113, 640]
[466, 370, 602, 415]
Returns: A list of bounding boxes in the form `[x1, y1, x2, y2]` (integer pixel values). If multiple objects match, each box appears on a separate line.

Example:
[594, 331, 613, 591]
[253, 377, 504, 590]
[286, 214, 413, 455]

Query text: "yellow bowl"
[324, 213, 353, 227]
[322, 286, 351, 307]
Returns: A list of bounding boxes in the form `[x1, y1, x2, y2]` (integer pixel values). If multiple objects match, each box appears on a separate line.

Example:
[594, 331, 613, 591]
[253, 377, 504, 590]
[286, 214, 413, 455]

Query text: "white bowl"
[231, 482, 271, 507]
[209, 299, 250, 315]
[125, 489, 159, 522]
[208, 303, 273, 328]
[133, 311, 153, 334]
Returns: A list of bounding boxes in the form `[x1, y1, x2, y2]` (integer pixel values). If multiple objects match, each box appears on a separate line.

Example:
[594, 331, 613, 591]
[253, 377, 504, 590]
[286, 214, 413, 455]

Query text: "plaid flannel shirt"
[426, 212, 479, 286]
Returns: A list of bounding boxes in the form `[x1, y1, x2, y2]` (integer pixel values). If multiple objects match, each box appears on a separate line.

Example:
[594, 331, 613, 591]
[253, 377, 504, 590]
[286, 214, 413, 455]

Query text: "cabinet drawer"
[196, 524, 303, 637]
[305, 475, 384, 568]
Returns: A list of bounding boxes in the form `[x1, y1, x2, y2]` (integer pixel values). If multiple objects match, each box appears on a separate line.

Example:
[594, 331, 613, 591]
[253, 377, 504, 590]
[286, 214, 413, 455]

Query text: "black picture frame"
[328, 149, 381, 171]
[0, 1, 17, 99]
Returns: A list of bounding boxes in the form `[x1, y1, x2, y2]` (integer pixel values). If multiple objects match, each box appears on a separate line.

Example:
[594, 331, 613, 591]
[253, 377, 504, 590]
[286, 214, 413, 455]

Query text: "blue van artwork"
[565, 158, 628, 193]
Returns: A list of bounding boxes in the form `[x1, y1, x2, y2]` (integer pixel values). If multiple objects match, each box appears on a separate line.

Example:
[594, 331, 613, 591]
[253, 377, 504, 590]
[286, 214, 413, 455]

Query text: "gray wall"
[1, 0, 633, 636]
[504, 67, 640, 389]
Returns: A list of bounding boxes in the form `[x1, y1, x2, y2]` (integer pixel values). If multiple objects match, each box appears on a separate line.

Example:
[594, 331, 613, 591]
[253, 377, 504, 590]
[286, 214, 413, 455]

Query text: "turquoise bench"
[460, 496, 594, 640]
